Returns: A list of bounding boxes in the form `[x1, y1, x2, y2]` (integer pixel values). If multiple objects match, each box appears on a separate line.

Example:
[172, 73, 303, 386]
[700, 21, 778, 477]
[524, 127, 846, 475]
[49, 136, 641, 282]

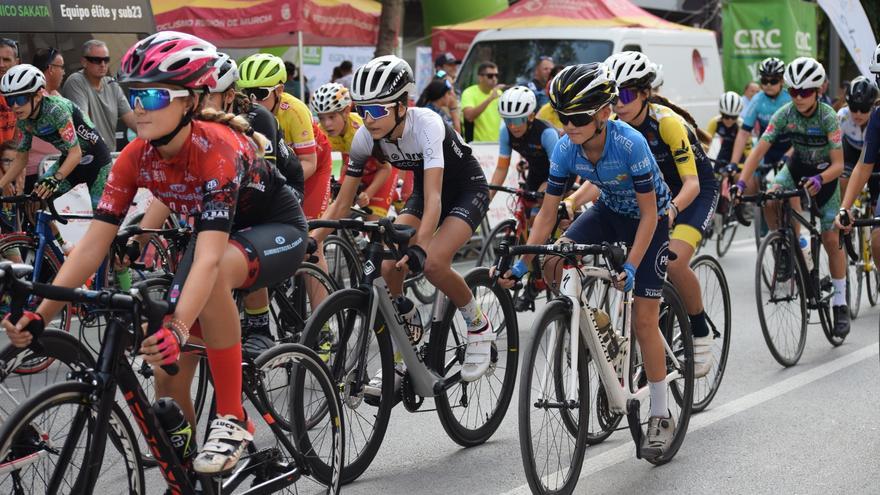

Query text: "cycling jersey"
[13, 95, 112, 206]
[347, 107, 488, 230]
[706, 115, 752, 165]
[244, 103, 304, 197]
[862, 107, 880, 166]
[838, 107, 864, 151]
[498, 118, 559, 192]
[548, 119, 671, 218]
[741, 90, 792, 163]
[96, 120, 305, 233]
[763, 102, 842, 206]
[536, 102, 563, 131]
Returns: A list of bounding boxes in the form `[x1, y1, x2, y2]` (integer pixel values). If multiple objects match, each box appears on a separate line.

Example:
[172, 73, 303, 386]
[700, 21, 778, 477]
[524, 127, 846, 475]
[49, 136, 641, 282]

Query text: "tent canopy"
[433, 0, 690, 59]
[151, 0, 382, 48]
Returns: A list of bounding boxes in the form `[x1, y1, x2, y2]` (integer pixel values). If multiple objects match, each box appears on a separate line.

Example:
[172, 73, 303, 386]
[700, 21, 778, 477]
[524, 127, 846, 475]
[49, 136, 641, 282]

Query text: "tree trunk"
[375, 0, 403, 57]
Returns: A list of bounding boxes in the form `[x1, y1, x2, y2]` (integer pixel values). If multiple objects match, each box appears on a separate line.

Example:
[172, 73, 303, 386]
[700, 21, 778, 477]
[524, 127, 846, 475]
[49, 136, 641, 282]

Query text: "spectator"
[819, 78, 833, 106]
[417, 79, 459, 132]
[536, 65, 564, 132]
[0, 38, 20, 145]
[61, 39, 135, 151]
[526, 56, 554, 108]
[741, 80, 760, 114]
[283, 61, 311, 104]
[27, 47, 66, 193]
[335, 60, 354, 88]
[462, 61, 504, 142]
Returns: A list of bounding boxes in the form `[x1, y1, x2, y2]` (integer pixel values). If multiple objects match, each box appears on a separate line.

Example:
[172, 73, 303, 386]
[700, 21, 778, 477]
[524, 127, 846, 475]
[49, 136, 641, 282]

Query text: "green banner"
[422, 0, 507, 37]
[722, 0, 817, 92]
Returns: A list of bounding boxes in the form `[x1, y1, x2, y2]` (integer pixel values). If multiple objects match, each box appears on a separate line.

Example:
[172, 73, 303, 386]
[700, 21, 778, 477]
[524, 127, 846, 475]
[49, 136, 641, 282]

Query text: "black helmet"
[548, 63, 618, 115]
[758, 57, 785, 78]
[846, 76, 878, 109]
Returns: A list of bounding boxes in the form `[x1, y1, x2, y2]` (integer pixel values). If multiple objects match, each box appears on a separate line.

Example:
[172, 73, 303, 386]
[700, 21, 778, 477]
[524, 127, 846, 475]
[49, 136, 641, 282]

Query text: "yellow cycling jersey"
[324, 112, 362, 154]
[537, 102, 563, 131]
[276, 92, 317, 156]
[706, 114, 751, 163]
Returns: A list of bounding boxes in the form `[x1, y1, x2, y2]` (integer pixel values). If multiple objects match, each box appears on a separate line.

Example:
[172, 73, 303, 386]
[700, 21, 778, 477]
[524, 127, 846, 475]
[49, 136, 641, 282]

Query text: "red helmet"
[119, 31, 218, 89]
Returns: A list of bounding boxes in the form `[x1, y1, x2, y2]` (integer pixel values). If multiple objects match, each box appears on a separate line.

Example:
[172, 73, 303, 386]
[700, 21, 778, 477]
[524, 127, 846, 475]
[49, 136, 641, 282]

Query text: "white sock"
[649, 380, 668, 418]
[832, 278, 847, 306]
[459, 298, 484, 329]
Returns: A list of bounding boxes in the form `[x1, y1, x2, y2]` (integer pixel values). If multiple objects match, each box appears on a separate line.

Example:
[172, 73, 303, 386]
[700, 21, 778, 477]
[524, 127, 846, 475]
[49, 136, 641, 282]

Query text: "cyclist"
[838, 44, 880, 286]
[606, 51, 718, 378]
[0, 64, 112, 209]
[837, 76, 878, 196]
[316, 55, 491, 393]
[312, 82, 397, 221]
[706, 91, 752, 167]
[499, 62, 677, 460]
[734, 57, 849, 337]
[729, 57, 792, 193]
[2, 32, 309, 474]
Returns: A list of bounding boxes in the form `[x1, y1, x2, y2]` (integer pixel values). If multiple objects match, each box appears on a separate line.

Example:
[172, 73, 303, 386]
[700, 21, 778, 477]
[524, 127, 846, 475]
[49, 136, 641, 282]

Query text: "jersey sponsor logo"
[206, 179, 219, 191]
[80, 154, 94, 165]
[829, 129, 842, 144]
[280, 102, 290, 111]
[60, 121, 76, 143]
[643, 287, 663, 298]
[76, 124, 100, 144]
[654, 240, 670, 279]
[613, 132, 633, 152]
[275, 236, 285, 245]
[170, 184, 186, 193]
[264, 236, 303, 256]
[246, 182, 266, 192]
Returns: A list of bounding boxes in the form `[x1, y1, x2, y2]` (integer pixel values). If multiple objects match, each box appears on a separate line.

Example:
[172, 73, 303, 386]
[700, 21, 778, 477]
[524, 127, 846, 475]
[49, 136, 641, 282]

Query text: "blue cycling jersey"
[742, 90, 792, 163]
[861, 107, 880, 166]
[547, 119, 670, 218]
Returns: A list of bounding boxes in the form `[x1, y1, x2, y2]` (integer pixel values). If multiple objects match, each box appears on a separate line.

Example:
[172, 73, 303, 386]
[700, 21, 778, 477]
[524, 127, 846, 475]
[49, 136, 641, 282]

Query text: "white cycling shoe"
[461, 320, 495, 382]
[193, 415, 254, 474]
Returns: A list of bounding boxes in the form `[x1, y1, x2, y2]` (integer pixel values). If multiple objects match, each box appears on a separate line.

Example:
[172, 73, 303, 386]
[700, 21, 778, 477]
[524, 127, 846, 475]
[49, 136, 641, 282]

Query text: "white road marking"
[503, 343, 879, 495]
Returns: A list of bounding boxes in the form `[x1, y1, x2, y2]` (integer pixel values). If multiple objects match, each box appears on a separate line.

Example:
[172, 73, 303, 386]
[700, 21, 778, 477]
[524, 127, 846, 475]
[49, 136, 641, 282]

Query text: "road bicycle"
[842, 174, 880, 319]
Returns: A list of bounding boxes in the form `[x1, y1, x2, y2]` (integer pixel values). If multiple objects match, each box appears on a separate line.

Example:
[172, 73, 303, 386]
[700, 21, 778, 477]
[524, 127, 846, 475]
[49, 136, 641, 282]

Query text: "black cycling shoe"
[242, 328, 275, 360]
[832, 305, 851, 338]
[514, 282, 538, 312]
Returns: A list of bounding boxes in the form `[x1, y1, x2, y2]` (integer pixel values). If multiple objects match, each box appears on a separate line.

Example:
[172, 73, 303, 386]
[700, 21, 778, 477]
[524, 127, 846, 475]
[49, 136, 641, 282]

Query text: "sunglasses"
[721, 114, 738, 120]
[244, 86, 276, 102]
[480, 73, 499, 79]
[84, 55, 110, 65]
[504, 116, 529, 126]
[4, 93, 33, 107]
[849, 103, 873, 114]
[760, 77, 781, 86]
[557, 110, 595, 127]
[128, 87, 189, 111]
[355, 103, 395, 120]
[618, 87, 641, 105]
[788, 87, 816, 99]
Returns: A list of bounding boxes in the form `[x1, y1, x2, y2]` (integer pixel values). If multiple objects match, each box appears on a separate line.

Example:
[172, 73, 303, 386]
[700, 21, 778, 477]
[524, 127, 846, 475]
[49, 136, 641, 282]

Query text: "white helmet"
[499, 86, 537, 118]
[0, 64, 46, 96]
[604, 51, 655, 88]
[209, 53, 238, 93]
[311, 83, 352, 114]
[870, 43, 880, 74]
[784, 57, 826, 90]
[351, 55, 415, 104]
[650, 63, 664, 90]
[719, 91, 743, 117]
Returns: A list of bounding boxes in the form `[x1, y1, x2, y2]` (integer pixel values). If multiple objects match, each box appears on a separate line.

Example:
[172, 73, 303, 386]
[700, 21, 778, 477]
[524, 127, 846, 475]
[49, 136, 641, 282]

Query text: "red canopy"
[433, 0, 687, 59]
[152, 0, 382, 48]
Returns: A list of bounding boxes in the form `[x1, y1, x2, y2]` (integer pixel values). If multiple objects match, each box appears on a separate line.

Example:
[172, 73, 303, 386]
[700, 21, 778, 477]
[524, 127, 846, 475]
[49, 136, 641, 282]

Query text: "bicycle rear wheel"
[755, 231, 807, 367]
[406, 272, 437, 305]
[689, 255, 732, 412]
[271, 262, 337, 343]
[323, 235, 362, 289]
[518, 299, 588, 495]
[475, 219, 516, 267]
[715, 211, 738, 258]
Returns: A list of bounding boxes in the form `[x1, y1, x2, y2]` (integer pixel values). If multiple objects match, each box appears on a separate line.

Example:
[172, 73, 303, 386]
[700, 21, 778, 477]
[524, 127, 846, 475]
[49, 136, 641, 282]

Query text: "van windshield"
[457, 39, 613, 91]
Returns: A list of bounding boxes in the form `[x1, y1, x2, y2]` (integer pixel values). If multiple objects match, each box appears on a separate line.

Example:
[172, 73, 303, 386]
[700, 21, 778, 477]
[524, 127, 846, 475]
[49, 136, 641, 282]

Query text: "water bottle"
[394, 296, 424, 344]
[800, 235, 813, 272]
[591, 308, 619, 361]
[152, 397, 196, 466]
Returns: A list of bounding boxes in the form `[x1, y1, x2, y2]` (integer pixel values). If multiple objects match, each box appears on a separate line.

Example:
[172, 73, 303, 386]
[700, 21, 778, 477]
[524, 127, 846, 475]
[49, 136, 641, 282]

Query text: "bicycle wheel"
[475, 219, 516, 266]
[297, 289, 393, 484]
[689, 255, 732, 412]
[430, 267, 519, 446]
[848, 250, 862, 320]
[715, 211, 738, 258]
[518, 299, 588, 495]
[755, 231, 807, 367]
[256, 343, 344, 494]
[859, 226, 880, 306]
[271, 262, 338, 343]
[406, 272, 437, 305]
[323, 235, 362, 289]
[0, 381, 145, 495]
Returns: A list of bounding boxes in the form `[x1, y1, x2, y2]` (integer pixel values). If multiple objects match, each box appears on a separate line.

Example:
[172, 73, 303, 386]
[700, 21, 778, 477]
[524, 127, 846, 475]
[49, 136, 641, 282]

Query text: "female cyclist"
[312, 82, 396, 221]
[2, 32, 309, 474]
[499, 62, 677, 460]
[605, 51, 718, 378]
[837, 76, 878, 196]
[315, 55, 492, 393]
[707, 91, 752, 167]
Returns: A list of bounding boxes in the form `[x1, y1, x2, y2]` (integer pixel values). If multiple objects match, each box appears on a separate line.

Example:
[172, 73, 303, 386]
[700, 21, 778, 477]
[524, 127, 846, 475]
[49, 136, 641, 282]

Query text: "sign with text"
[0, 0, 154, 34]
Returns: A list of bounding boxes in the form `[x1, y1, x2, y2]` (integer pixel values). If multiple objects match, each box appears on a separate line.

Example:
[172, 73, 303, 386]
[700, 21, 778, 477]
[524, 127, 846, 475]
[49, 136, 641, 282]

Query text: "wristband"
[735, 180, 746, 191]
[511, 259, 529, 279]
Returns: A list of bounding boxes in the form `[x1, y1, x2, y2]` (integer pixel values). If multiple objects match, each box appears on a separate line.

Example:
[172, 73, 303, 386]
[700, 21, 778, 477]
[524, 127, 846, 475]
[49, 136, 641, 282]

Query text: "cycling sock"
[206, 343, 245, 420]
[244, 305, 270, 334]
[459, 298, 485, 329]
[648, 380, 668, 418]
[832, 278, 847, 306]
[688, 311, 709, 338]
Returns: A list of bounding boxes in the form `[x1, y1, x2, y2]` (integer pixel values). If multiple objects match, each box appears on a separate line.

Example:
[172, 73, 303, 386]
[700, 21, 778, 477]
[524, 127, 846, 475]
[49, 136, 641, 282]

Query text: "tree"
[375, 0, 403, 57]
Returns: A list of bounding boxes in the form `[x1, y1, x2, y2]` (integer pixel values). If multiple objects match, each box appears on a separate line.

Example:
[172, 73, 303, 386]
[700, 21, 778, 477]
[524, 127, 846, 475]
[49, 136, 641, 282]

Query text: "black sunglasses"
[849, 103, 873, 114]
[84, 55, 110, 65]
[557, 110, 595, 127]
[760, 77, 781, 85]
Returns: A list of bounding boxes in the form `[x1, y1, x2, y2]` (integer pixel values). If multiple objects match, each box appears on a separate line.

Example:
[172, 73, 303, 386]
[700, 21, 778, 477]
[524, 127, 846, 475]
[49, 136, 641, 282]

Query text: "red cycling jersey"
[302, 123, 332, 219]
[96, 120, 302, 232]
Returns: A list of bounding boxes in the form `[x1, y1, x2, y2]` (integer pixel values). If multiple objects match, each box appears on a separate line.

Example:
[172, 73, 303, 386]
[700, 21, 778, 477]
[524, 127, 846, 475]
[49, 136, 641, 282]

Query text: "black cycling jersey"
[244, 103, 305, 197]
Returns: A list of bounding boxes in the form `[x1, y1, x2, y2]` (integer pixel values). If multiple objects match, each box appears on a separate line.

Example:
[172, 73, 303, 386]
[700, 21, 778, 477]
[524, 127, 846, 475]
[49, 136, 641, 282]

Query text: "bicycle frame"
[768, 196, 826, 306]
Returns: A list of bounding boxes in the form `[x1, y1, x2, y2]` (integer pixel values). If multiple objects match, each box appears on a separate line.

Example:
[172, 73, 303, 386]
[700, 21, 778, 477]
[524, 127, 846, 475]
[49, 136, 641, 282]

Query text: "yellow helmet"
[237, 53, 286, 88]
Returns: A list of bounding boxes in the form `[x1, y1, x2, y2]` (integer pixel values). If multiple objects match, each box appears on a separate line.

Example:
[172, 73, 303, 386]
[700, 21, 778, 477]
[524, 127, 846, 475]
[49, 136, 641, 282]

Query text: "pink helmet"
[119, 31, 218, 89]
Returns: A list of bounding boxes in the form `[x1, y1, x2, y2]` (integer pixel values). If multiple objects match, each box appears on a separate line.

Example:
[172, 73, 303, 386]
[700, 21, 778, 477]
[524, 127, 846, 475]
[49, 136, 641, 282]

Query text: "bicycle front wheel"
[0, 381, 145, 495]
[518, 299, 588, 495]
[475, 219, 516, 267]
[689, 255, 732, 412]
[715, 211, 738, 258]
[755, 231, 807, 367]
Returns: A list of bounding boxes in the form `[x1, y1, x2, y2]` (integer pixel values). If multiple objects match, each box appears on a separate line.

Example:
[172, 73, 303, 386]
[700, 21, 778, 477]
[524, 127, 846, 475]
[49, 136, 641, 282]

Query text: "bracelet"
[166, 318, 190, 343]
[670, 201, 680, 217]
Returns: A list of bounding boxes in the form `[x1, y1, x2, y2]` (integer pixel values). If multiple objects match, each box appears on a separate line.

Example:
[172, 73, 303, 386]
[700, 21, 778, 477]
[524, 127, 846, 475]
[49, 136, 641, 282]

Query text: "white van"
[457, 26, 724, 127]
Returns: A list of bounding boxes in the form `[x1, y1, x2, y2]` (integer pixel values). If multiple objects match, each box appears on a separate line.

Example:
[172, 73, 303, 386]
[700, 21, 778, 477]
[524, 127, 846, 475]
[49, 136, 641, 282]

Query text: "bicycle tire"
[406, 272, 437, 305]
[755, 231, 808, 367]
[0, 381, 145, 495]
[257, 343, 344, 494]
[715, 212, 738, 258]
[271, 262, 338, 344]
[848, 249, 862, 320]
[297, 288, 393, 485]
[860, 226, 880, 307]
[475, 219, 516, 267]
[323, 235, 362, 289]
[430, 267, 519, 447]
[689, 255, 732, 412]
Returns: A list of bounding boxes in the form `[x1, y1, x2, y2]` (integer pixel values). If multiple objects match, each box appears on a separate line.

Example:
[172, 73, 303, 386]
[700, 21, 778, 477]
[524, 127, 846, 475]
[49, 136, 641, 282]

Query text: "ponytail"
[194, 106, 270, 157]
[649, 94, 712, 147]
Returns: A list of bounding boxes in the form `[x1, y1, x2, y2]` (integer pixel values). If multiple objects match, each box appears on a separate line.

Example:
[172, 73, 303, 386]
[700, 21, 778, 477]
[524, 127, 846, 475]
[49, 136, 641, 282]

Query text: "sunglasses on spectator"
[760, 77, 781, 86]
[84, 55, 110, 65]
[504, 116, 529, 126]
[480, 72, 498, 79]
[788, 87, 816, 99]
[355, 103, 396, 120]
[618, 87, 642, 105]
[243, 86, 277, 102]
[129, 87, 189, 111]
[557, 110, 596, 127]
[4, 93, 34, 107]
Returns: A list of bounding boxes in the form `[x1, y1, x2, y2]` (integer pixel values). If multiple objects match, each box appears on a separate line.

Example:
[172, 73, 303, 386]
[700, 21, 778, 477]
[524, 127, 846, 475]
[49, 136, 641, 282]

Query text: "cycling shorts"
[361, 166, 398, 218]
[401, 180, 489, 233]
[564, 202, 670, 299]
[45, 160, 111, 209]
[302, 154, 332, 220]
[672, 185, 719, 250]
[774, 165, 840, 233]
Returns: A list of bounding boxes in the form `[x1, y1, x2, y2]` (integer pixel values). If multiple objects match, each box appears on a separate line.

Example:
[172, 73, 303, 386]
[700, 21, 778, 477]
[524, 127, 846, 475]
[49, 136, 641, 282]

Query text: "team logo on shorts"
[654, 240, 670, 278]
[275, 236, 286, 245]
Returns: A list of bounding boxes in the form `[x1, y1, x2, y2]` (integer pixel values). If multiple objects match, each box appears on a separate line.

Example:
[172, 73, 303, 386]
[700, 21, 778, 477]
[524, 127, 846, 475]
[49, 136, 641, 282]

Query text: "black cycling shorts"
[401, 180, 490, 233]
